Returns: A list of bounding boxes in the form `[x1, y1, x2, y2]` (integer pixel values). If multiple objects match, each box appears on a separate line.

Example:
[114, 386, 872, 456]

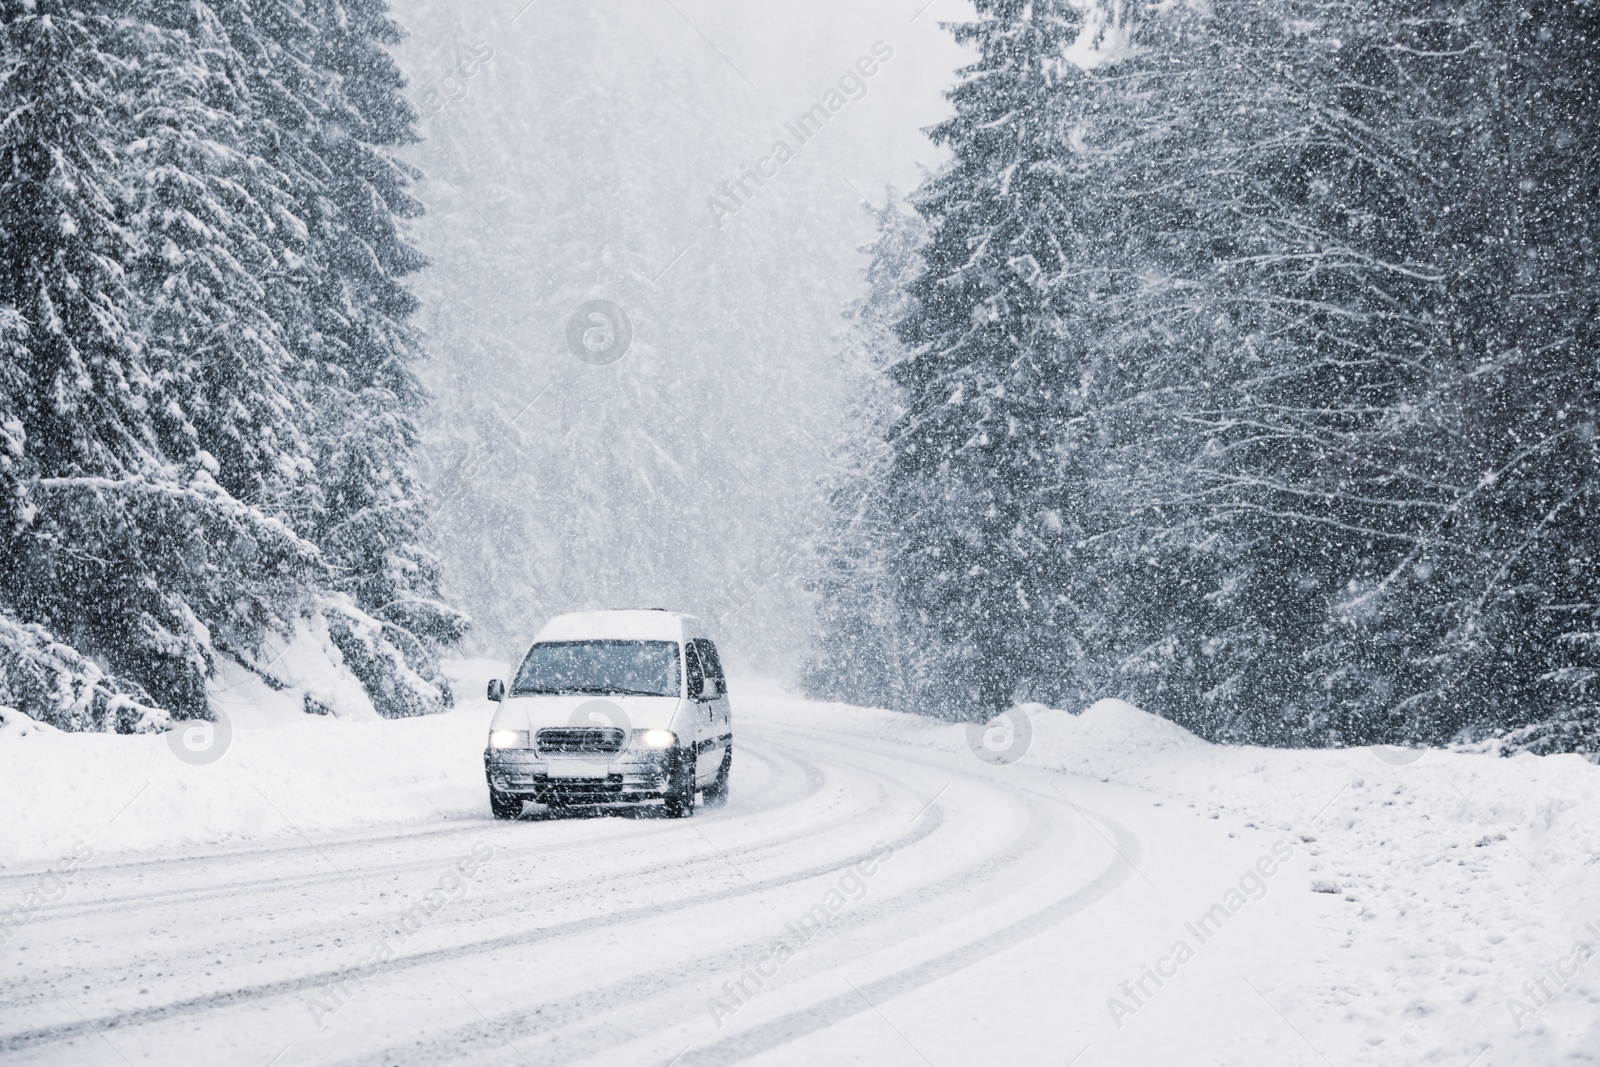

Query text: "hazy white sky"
[398, 0, 974, 242]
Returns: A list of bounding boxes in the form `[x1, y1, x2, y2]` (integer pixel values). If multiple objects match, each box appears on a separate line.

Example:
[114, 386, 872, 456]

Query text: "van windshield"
[510, 640, 681, 698]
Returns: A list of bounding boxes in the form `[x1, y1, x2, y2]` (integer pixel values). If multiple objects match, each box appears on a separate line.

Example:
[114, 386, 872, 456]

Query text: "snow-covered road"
[0, 696, 1278, 1064]
[2, 675, 1597, 1065]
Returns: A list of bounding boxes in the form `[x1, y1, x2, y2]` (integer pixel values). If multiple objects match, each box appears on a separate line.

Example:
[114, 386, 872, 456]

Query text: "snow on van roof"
[533, 609, 701, 643]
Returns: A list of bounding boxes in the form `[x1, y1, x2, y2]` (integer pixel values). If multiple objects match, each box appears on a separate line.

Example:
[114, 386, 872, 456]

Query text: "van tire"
[663, 751, 696, 819]
[490, 788, 521, 820]
[703, 749, 731, 807]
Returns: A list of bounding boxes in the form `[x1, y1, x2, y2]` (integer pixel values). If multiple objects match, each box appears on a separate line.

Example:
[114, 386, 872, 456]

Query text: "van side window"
[684, 641, 705, 698]
[694, 639, 726, 697]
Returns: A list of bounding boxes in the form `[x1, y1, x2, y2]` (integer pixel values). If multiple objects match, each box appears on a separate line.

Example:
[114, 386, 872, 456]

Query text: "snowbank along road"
[1, 670, 1597, 1065]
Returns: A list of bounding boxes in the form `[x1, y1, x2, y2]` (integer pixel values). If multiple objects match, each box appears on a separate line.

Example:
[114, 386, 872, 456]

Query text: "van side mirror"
[487, 679, 505, 702]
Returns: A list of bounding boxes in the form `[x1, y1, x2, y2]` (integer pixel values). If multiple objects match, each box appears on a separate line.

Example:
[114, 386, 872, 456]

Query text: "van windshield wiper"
[510, 686, 669, 698]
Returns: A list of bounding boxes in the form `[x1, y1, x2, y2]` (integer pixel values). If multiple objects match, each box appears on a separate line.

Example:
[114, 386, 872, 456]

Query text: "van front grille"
[536, 727, 627, 756]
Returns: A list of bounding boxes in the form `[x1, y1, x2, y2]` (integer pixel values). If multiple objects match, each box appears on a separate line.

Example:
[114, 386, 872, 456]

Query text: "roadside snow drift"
[0, 660, 499, 867]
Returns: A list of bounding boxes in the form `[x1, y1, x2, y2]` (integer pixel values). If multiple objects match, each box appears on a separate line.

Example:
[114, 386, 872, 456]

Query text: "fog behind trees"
[395, 0, 972, 669]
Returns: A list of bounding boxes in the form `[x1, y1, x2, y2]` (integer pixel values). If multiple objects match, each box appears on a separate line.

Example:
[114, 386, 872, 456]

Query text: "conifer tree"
[881, 0, 1092, 716]
[0, 1, 192, 720]
[258, 0, 463, 660]
[805, 193, 925, 709]
[817, 0, 1599, 752]
[0, 0, 462, 726]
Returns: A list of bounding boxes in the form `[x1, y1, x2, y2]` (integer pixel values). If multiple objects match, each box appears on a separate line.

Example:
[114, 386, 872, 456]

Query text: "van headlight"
[489, 730, 529, 749]
[632, 729, 676, 749]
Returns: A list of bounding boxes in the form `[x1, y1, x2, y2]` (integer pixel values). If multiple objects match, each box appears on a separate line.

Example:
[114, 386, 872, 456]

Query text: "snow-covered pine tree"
[120, 4, 331, 663]
[879, 0, 1095, 717]
[1055, 0, 1442, 743]
[306, 0, 462, 662]
[126, 4, 309, 516]
[0, 0, 319, 726]
[0, 293, 164, 729]
[218, 0, 464, 713]
[0, 0, 462, 727]
[1369, 0, 1600, 749]
[823, 0, 1597, 752]
[1050, 0, 1513, 744]
[1067, 0, 1599, 748]
[803, 192, 925, 709]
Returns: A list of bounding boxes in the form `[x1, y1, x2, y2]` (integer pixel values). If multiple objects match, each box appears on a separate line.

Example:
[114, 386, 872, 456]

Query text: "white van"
[483, 610, 732, 819]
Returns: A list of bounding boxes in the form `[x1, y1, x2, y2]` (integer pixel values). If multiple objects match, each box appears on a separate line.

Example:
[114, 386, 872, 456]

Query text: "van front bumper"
[485, 749, 677, 803]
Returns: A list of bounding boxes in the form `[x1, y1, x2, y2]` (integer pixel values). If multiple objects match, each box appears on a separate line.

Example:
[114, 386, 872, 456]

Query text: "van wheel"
[490, 788, 522, 820]
[663, 751, 696, 819]
[703, 749, 731, 807]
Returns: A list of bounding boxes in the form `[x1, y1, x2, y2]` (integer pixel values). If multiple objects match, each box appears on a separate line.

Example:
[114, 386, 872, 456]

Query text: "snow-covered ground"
[2, 663, 1596, 1065]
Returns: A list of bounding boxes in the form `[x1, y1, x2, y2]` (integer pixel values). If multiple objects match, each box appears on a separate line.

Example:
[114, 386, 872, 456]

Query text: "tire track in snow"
[683, 805, 1139, 1065]
[20, 743, 806, 924]
[668, 724, 1144, 1066]
[0, 744, 854, 1021]
[0, 739, 935, 1057]
[357, 730, 1068, 1067]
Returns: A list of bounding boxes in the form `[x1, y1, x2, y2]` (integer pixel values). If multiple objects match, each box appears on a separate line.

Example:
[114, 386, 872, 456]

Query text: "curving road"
[0, 694, 1313, 1066]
